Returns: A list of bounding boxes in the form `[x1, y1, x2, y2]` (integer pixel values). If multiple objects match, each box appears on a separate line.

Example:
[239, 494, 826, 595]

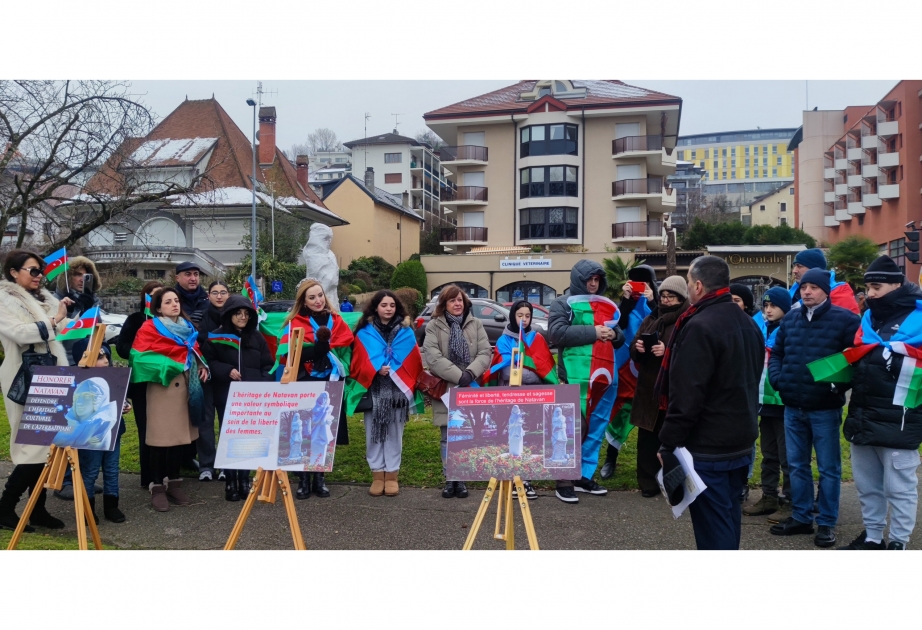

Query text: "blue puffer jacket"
[768, 299, 861, 410]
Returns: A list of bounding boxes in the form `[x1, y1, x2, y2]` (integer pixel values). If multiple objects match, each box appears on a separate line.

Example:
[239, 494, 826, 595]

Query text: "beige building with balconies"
[423, 80, 682, 258]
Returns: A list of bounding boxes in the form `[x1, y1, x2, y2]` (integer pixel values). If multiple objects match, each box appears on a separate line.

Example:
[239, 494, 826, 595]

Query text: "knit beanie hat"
[864, 255, 904, 285]
[762, 286, 792, 313]
[794, 248, 827, 270]
[658, 275, 688, 300]
[800, 268, 831, 295]
[730, 283, 755, 312]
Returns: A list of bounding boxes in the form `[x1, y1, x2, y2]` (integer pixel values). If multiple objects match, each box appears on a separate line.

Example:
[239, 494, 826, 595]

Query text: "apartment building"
[740, 182, 794, 227]
[666, 160, 708, 230]
[423, 80, 682, 257]
[791, 81, 922, 277]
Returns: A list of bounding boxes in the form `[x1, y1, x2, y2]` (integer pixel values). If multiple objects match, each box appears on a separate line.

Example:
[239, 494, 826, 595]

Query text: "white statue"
[302, 223, 339, 307]
[288, 412, 303, 460]
[551, 407, 568, 462]
[508, 405, 524, 457]
[309, 391, 335, 468]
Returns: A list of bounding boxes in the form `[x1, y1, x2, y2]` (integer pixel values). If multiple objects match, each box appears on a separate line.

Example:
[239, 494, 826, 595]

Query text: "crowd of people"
[0, 246, 919, 552]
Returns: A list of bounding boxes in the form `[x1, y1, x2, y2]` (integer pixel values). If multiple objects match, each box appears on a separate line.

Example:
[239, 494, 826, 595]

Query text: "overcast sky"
[129, 80, 899, 154]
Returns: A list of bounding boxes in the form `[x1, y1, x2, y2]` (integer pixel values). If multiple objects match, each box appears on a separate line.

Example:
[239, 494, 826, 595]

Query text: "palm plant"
[602, 256, 645, 300]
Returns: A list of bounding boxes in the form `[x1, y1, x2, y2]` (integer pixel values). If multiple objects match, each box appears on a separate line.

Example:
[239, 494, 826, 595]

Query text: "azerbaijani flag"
[755, 311, 783, 406]
[244, 275, 268, 326]
[57, 306, 99, 341]
[43, 247, 68, 283]
[561, 294, 621, 479]
[345, 324, 424, 415]
[482, 329, 558, 386]
[809, 302, 922, 408]
[262, 310, 363, 369]
[270, 312, 355, 380]
[208, 331, 241, 351]
[605, 295, 651, 449]
[130, 318, 206, 386]
[791, 270, 860, 314]
[144, 293, 153, 317]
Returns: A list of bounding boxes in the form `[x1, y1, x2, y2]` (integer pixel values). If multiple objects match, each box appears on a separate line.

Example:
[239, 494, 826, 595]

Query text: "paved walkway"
[4, 462, 915, 550]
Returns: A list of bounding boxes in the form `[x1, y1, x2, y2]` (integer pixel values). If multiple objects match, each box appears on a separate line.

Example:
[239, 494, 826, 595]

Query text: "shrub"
[347, 256, 395, 291]
[390, 259, 428, 296]
[393, 287, 422, 318]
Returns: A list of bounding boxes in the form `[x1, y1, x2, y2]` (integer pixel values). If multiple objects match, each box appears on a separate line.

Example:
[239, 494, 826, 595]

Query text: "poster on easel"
[214, 381, 344, 472]
[447, 384, 582, 481]
[14, 365, 130, 452]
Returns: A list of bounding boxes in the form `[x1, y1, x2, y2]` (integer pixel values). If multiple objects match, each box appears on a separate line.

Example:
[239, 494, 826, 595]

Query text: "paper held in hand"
[656, 447, 707, 519]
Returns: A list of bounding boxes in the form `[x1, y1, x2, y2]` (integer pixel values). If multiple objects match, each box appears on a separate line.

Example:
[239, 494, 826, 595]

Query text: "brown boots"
[384, 472, 399, 497]
[151, 478, 191, 512]
[150, 484, 169, 512]
[369, 471, 385, 496]
[166, 479, 191, 505]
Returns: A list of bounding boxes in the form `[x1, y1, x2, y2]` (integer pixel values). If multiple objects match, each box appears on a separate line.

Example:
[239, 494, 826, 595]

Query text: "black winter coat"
[197, 304, 223, 335]
[659, 294, 764, 461]
[175, 285, 210, 325]
[768, 299, 861, 410]
[200, 296, 274, 413]
[844, 284, 922, 450]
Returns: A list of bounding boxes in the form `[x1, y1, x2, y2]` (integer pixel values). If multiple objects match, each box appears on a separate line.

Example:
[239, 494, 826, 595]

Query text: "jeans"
[78, 435, 122, 498]
[636, 413, 665, 494]
[784, 407, 842, 527]
[851, 445, 920, 545]
[687, 455, 752, 550]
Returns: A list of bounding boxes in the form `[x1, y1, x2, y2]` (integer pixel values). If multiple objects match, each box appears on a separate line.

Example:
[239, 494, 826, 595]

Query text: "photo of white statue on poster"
[277, 389, 340, 471]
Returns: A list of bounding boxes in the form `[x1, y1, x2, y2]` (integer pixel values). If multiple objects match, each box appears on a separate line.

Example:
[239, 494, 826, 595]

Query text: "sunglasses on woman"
[18, 267, 44, 278]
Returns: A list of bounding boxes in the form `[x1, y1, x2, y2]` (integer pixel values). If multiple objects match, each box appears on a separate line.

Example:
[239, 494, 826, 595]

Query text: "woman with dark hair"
[195, 280, 229, 482]
[201, 295, 273, 501]
[283, 279, 354, 499]
[349, 290, 422, 497]
[116, 280, 164, 488]
[199, 281, 230, 335]
[422, 285, 492, 499]
[0, 250, 73, 531]
[130, 287, 209, 512]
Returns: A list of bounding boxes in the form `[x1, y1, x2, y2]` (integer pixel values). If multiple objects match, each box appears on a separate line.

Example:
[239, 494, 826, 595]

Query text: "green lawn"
[0, 529, 105, 550]
[1, 402, 853, 491]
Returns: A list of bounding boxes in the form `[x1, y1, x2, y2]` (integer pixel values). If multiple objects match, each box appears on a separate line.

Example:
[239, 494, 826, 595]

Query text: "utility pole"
[664, 213, 677, 277]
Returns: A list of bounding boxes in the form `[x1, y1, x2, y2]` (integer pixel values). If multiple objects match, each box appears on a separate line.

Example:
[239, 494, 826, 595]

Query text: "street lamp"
[246, 98, 257, 279]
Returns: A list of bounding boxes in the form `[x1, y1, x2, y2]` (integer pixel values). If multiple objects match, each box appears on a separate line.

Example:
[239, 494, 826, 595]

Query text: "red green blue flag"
[753, 311, 783, 406]
[144, 293, 153, 317]
[270, 312, 355, 380]
[129, 318, 207, 386]
[605, 296, 651, 450]
[345, 324, 424, 415]
[482, 329, 558, 386]
[43, 247, 68, 283]
[57, 306, 99, 341]
[208, 331, 241, 351]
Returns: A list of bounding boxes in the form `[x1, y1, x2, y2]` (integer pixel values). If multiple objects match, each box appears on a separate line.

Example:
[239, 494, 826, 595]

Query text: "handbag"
[7, 322, 57, 406]
[415, 370, 448, 401]
[354, 391, 373, 413]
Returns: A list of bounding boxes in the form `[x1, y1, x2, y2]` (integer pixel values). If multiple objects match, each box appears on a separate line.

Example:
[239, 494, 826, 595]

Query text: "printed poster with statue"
[447, 385, 582, 481]
[14, 366, 131, 451]
[214, 381, 344, 472]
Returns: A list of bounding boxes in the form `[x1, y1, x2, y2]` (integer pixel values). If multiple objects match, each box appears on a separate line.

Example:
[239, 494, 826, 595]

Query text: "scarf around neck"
[155, 316, 206, 421]
[444, 311, 471, 368]
[368, 318, 407, 443]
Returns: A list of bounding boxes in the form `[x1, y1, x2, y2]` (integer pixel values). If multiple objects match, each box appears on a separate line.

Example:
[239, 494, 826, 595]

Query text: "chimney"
[364, 167, 375, 191]
[402, 191, 410, 208]
[296, 155, 310, 191]
[258, 106, 277, 165]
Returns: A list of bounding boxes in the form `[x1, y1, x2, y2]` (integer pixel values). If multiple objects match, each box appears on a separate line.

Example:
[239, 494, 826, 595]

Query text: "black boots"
[237, 471, 251, 499]
[103, 494, 125, 523]
[600, 444, 619, 480]
[1, 465, 64, 531]
[225, 469, 240, 502]
[312, 473, 330, 498]
[296, 472, 311, 500]
[294, 473, 329, 499]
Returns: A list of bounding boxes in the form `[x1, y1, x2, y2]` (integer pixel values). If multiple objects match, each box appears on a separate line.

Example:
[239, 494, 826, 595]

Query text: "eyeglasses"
[18, 267, 44, 278]
[660, 292, 679, 301]
[209, 290, 229, 297]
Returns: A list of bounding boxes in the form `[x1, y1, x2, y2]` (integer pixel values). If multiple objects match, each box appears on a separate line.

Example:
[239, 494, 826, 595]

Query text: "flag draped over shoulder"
[809, 302, 922, 408]
[345, 324, 424, 415]
[270, 311, 355, 380]
[130, 318, 206, 386]
[755, 311, 783, 406]
[605, 296, 651, 449]
[790, 271, 860, 314]
[57, 306, 99, 342]
[482, 329, 557, 386]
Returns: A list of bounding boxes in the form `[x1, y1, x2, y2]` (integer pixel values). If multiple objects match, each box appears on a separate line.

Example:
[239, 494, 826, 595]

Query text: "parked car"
[413, 298, 548, 347]
[502, 302, 550, 321]
[98, 307, 127, 342]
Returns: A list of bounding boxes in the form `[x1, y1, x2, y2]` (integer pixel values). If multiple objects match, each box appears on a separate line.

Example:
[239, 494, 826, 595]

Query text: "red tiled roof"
[424, 80, 681, 119]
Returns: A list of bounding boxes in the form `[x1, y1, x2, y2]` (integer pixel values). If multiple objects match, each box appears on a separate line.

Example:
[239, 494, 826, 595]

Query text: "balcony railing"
[440, 227, 488, 243]
[612, 135, 664, 155]
[440, 186, 488, 203]
[612, 178, 665, 196]
[439, 145, 488, 162]
[824, 204, 835, 217]
[612, 220, 662, 239]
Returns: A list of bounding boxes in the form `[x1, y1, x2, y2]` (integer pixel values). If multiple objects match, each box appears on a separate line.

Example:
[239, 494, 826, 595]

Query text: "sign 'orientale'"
[725, 253, 789, 265]
[499, 259, 552, 270]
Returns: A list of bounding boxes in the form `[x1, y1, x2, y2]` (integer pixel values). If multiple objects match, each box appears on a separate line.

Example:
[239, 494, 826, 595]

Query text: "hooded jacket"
[844, 283, 922, 450]
[54, 255, 102, 365]
[548, 259, 625, 384]
[619, 263, 659, 327]
[200, 295, 273, 412]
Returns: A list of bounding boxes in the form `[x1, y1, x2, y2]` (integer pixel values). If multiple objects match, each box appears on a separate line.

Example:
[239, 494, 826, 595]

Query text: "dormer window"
[519, 80, 588, 101]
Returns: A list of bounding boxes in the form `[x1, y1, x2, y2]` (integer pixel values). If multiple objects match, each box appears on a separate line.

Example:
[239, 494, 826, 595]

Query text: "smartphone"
[83, 273, 94, 295]
[641, 331, 659, 352]
[629, 281, 647, 297]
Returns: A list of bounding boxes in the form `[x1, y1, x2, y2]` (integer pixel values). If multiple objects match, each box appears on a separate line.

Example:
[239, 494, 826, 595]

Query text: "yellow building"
[740, 182, 795, 227]
[321, 171, 423, 268]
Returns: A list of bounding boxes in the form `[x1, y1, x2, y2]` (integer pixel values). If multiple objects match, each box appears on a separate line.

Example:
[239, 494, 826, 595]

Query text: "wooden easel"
[462, 344, 539, 550]
[224, 327, 306, 550]
[8, 325, 110, 550]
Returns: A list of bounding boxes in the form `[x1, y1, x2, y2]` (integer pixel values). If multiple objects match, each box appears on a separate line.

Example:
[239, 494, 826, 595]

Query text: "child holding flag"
[346, 290, 424, 497]
[202, 295, 274, 501]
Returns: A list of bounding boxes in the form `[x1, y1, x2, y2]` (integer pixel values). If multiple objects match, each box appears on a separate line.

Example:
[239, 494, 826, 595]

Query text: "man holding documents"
[656, 255, 764, 550]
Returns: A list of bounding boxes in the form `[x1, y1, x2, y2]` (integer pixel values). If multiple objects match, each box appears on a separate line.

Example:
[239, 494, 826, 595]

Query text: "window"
[384, 153, 402, 163]
[772, 168, 777, 177]
[760, 205, 766, 212]
[722, 172, 728, 179]
[745, 147, 750, 155]
[780, 217, 787, 225]
[335, 157, 347, 163]
[762, 157, 768, 166]
[773, 145, 778, 154]
[722, 160, 727, 168]
[713, 161, 718, 169]
[790, 188, 795, 195]
[384, 173, 402, 184]
[731, 147, 736, 156]
[678, 150, 684, 160]
[520, 166, 577, 198]
[472, 304, 502, 321]
[780, 202, 787, 212]
[722, 148, 727, 157]
[777, 157, 782, 165]
[890, 238, 906, 258]
[520, 124, 578, 157]
[519, 207, 578, 240]
[745, 170, 750, 178]
[731, 159, 736, 168]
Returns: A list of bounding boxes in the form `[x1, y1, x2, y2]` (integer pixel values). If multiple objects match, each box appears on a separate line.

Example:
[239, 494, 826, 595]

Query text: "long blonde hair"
[284, 279, 338, 325]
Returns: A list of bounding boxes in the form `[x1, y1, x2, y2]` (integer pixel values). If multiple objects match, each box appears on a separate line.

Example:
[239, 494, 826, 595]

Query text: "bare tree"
[0, 80, 214, 250]
[415, 130, 445, 152]
[685, 192, 736, 225]
[287, 128, 342, 159]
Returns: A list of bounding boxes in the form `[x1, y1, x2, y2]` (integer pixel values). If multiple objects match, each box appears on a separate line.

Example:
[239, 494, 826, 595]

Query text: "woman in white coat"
[0, 250, 73, 532]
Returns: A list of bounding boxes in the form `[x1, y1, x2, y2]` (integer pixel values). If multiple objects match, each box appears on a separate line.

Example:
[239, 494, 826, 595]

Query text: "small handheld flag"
[43, 248, 68, 283]
[144, 293, 153, 317]
[57, 306, 99, 341]
[269, 322, 292, 374]
[244, 275, 268, 325]
[208, 332, 241, 351]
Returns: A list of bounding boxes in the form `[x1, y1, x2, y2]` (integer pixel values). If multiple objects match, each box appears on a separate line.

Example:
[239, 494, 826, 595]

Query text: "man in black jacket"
[658, 255, 764, 550]
[768, 268, 860, 548]
[839, 256, 922, 550]
[174, 262, 210, 325]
